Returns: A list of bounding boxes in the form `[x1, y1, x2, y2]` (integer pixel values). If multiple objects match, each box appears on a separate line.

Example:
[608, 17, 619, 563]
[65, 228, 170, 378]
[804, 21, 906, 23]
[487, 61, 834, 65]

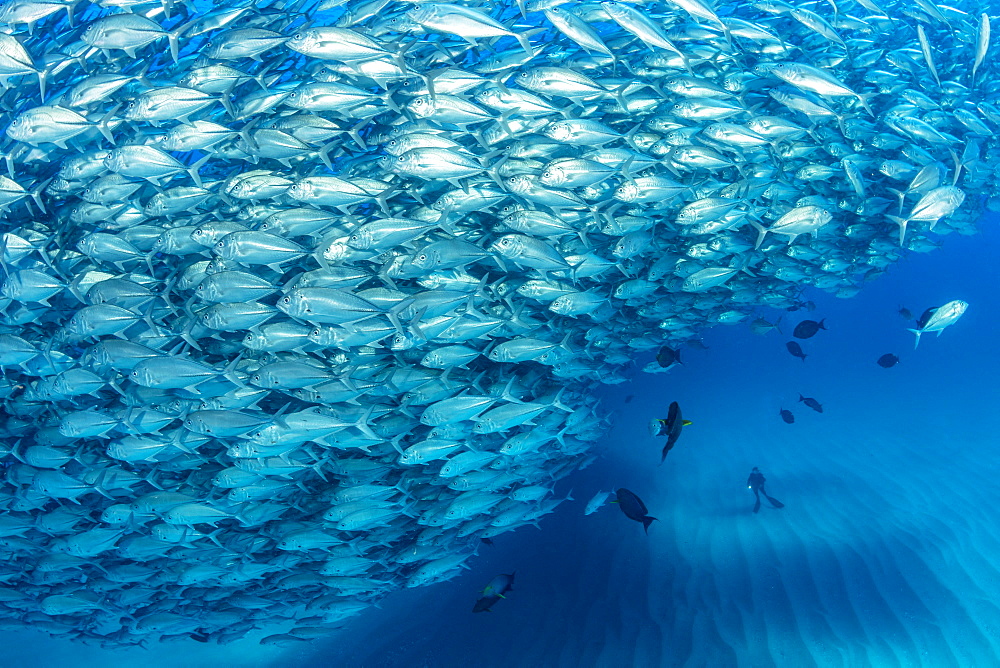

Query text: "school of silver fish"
[0, 0, 995, 647]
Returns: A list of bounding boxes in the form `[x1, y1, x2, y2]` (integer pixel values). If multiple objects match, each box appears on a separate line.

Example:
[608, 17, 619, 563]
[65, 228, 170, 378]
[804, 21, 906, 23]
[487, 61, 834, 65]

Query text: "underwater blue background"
[3, 217, 997, 667]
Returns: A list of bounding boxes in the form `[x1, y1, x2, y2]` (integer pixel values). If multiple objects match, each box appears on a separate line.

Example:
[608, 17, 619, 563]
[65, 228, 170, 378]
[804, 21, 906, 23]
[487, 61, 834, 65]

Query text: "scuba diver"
[747, 467, 784, 514]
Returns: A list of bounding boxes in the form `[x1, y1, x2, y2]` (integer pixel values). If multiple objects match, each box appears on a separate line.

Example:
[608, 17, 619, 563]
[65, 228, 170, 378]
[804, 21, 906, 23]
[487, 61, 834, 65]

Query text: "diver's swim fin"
[753, 497, 761, 514]
[765, 495, 784, 509]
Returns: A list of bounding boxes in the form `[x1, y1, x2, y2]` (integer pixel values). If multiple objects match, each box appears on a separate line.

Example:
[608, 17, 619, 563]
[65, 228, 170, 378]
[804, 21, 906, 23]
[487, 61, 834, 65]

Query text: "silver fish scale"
[0, 0, 992, 646]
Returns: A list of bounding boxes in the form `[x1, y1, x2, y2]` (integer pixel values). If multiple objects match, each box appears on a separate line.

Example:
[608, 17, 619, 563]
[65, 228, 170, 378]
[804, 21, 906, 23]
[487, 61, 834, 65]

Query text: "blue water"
[7, 220, 996, 667]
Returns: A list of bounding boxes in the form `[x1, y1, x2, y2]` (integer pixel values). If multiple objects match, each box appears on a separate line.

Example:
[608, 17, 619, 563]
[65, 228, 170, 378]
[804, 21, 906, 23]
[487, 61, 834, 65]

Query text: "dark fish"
[659, 401, 685, 463]
[189, 632, 210, 643]
[624, 395, 634, 403]
[779, 409, 794, 424]
[798, 394, 823, 413]
[655, 345, 681, 368]
[793, 319, 826, 339]
[785, 341, 807, 361]
[473, 572, 515, 613]
[898, 306, 913, 320]
[877, 353, 900, 368]
[613, 488, 656, 534]
[916, 306, 939, 328]
[480, 537, 494, 547]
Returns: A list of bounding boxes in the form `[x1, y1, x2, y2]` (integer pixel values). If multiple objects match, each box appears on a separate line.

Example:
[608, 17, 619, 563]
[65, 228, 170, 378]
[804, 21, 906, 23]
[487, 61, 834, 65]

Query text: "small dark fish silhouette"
[779, 409, 795, 424]
[655, 346, 681, 368]
[798, 394, 823, 413]
[785, 341, 807, 361]
[624, 395, 634, 403]
[793, 319, 826, 339]
[898, 306, 913, 320]
[613, 488, 657, 533]
[877, 353, 900, 368]
[473, 572, 515, 613]
[916, 306, 938, 328]
[659, 401, 687, 463]
[481, 537, 494, 547]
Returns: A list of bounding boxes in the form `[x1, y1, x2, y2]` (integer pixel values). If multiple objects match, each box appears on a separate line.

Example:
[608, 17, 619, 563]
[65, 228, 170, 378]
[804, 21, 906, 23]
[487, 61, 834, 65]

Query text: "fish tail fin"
[389, 434, 406, 456]
[549, 386, 574, 413]
[97, 103, 121, 145]
[207, 529, 225, 548]
[515, 31, 535, 59]
[499, 376, 523, 405]
[750, 220, 767, 249]
[857, 92, 876, 118]
[886, 187, 905, 214]
[642, 516, 657, 534]
[187, 154, 210, 189]
[170, 18, 198, 63]
[885, 214, 908, 246]
[221, 351, 247, 387]
[36, 67, 48, 102]
[907, 328, 923, 349]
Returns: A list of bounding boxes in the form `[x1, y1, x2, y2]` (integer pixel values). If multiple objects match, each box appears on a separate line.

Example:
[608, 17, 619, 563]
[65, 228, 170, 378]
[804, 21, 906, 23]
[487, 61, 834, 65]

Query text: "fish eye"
[397, 156, 405, 161]
[282, 297, 290, 304]
[294, 33, 303, 39]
